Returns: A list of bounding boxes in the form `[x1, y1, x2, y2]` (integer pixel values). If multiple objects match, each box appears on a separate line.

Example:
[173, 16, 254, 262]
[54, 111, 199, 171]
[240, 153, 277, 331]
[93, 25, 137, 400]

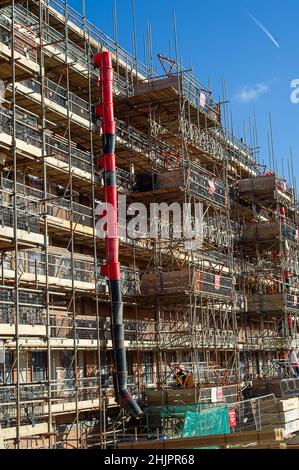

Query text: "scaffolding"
[0, 0, 298, 449]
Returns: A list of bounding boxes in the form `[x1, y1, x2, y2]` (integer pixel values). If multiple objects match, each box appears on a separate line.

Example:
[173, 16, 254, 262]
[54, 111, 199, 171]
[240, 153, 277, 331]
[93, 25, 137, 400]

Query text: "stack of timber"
[247, 293, 288, 314]
[242, 222, 281, 243]
[260, 397, 299, 434]
[141, 270, 231, 297]
[117, 429, 285, 449]
[241, 221, 298, 244]
[238, 175, 293, 204]
[141, 270, 198, 296]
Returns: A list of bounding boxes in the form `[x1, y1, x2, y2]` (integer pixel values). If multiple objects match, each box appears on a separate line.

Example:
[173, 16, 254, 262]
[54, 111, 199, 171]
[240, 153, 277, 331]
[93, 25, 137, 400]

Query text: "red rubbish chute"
[93, 52, 142, 418]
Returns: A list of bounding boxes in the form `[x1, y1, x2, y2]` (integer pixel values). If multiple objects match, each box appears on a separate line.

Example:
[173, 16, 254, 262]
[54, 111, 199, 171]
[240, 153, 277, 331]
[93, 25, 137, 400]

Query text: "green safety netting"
[181, 406, 230, 448]
[145, 403, 228, 440]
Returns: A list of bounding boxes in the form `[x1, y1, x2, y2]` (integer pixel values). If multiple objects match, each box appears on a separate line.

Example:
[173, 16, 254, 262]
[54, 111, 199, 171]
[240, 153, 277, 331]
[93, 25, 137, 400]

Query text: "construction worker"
[174, 368, 194, 388]
[174, 368, 187, 387]
[290, 348, 299, 377]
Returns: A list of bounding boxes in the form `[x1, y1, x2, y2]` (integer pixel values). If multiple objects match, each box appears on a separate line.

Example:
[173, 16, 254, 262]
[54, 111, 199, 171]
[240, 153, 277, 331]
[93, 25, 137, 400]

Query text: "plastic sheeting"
[145, 403, 220, 437]
[182, 406, 230, 441]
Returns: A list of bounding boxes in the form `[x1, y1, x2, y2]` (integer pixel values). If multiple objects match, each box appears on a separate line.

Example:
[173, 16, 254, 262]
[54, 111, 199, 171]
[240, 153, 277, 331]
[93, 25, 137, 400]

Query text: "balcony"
[0, 203, 43, 249]
[0, 286, 45, 337]
[1, 249, 95, 292]
[0, 176, 96, 239]
[0, 107, 133, 191]
[0, 105, 93, 179]
[0, 106, 41, 157]
[0, 378, 106, 440]
[0, 5, 39, 80]
[43, 0, 148, 76]
[0, 250, 141, 296]
[15, 77, 91, 129]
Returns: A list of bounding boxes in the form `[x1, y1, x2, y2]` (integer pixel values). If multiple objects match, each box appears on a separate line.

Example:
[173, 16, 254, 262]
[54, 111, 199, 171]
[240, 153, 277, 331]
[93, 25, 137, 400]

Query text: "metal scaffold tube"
[93, 51, 142, 419]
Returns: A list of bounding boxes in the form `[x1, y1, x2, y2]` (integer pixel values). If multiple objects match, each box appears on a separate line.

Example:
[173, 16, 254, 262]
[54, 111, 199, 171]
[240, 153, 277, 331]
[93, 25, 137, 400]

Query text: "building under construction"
[0, 0, 299, 449]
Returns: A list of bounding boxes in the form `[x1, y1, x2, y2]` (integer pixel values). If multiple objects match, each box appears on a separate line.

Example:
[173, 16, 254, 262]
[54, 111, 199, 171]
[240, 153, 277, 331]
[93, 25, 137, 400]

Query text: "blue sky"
[69, 0, 299, 183]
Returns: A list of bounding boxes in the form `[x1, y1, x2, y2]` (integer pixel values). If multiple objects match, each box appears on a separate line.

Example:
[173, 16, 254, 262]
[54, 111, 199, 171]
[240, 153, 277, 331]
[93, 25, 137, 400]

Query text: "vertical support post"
[11, 0, 20, 449]
[64, 0, 79, 446]
[39, 0, 52, 446]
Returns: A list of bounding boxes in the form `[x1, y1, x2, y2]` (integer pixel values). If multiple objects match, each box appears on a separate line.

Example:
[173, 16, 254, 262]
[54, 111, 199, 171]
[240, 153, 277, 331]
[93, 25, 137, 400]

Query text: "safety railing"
[203, 215, 232, 248]
[97, 263, 141, 296]
[221, 128, 256, 164]
[50, 315, 102, 341]
[0, 204, 40, 234]
[0, 5, 38, 62]
[0, 285, 43, 304]
[0, 176, 96, 228]
[197, 269, 233, 298]
[1, 105, 181, 189]
[164, 362, 238, 386]
[244, 334, 290, 351]
[181, 72, 221, 124]
[99, 371, 148, 391]
[2, 1, 223, 116]
[132, 68, 221, 124]
[188, 162, 226, 207]
[180, 118, 225, 161]
[116, 120, 150, 154]
[45, 133, 92, 172]
[46, 133, 132, 190]
[0, 306, 45, 326]
[0, 284, 44, 326]
[104, 318, 156, 345]
[0, 108, 137, 191]
[20, 77, 90, 122]
[46, 0, 148, 77]
[141, 267, 233, 298]
[1, 1, 135, 96]
[160, 328, 236, 350]
[267, 359, 299, 378]
[117, 120, 180, 170]
[227, 394, 277, 434]
[0, 106, 41, 147]
[2, 250, 96, 284]
[281, 220, 299, 243]
[1, 177, 43, 202]
[1, 251, 141, 294]
[50, 377, 100, 403]
[0, 377, 102, 404]
[0, 401, 46, 429]
[286, 294, 299, 311]
[0, 377, 102, 428]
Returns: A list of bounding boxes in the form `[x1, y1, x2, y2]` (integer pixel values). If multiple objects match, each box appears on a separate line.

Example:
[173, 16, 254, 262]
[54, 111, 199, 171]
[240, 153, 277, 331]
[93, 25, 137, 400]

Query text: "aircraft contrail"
[245, 9, 280, 48]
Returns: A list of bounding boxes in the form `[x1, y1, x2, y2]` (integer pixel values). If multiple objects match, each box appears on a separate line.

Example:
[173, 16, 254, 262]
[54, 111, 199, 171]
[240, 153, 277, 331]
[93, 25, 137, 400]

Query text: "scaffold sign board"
[211, 387, 223, 403]
[228, 409, 237, 427]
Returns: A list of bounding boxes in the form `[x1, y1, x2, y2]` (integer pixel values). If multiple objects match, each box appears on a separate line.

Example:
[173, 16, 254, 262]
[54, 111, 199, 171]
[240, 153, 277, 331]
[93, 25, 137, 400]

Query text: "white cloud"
[234, 83, 270, 103]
